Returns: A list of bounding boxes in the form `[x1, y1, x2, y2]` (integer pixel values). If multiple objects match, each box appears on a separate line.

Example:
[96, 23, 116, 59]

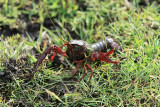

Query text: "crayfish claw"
[33, 53, 47, 73]
[105, 49, 114, 55]
[104, 58, 119, 63]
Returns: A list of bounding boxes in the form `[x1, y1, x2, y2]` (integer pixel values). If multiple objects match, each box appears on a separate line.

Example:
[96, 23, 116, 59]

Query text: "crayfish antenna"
[60, 36, 72, 48]
[49, 17, 72, 48]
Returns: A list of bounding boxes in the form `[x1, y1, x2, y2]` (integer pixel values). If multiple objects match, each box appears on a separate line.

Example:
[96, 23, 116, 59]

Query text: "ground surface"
[0, 0, 160, 106]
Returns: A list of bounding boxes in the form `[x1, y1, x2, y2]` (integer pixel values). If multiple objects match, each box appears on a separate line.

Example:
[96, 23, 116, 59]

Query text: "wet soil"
[0, 56, 77, 106]
[0, 14, 79, 42]
[0, 57, 33, 80]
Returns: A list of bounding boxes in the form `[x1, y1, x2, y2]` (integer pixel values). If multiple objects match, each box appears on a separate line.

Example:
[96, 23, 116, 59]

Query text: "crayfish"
[33, 37, 121, 83]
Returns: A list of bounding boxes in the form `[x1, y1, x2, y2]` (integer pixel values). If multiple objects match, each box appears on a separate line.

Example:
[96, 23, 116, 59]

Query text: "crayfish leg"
[73, 63, 93, 84]
[73, 64, 87, 84]
[74, 59, 86, 63]
[50, 52, 56, 60]
[86, 64, 93, 80]
[70, 64, 79, 78]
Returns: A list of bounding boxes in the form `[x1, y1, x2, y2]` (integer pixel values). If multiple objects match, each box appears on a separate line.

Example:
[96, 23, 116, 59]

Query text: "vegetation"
[0, 0, 159, 106]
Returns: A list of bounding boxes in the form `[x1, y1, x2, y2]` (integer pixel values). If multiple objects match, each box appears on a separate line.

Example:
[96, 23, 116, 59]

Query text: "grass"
[0, 0, 160, 106]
